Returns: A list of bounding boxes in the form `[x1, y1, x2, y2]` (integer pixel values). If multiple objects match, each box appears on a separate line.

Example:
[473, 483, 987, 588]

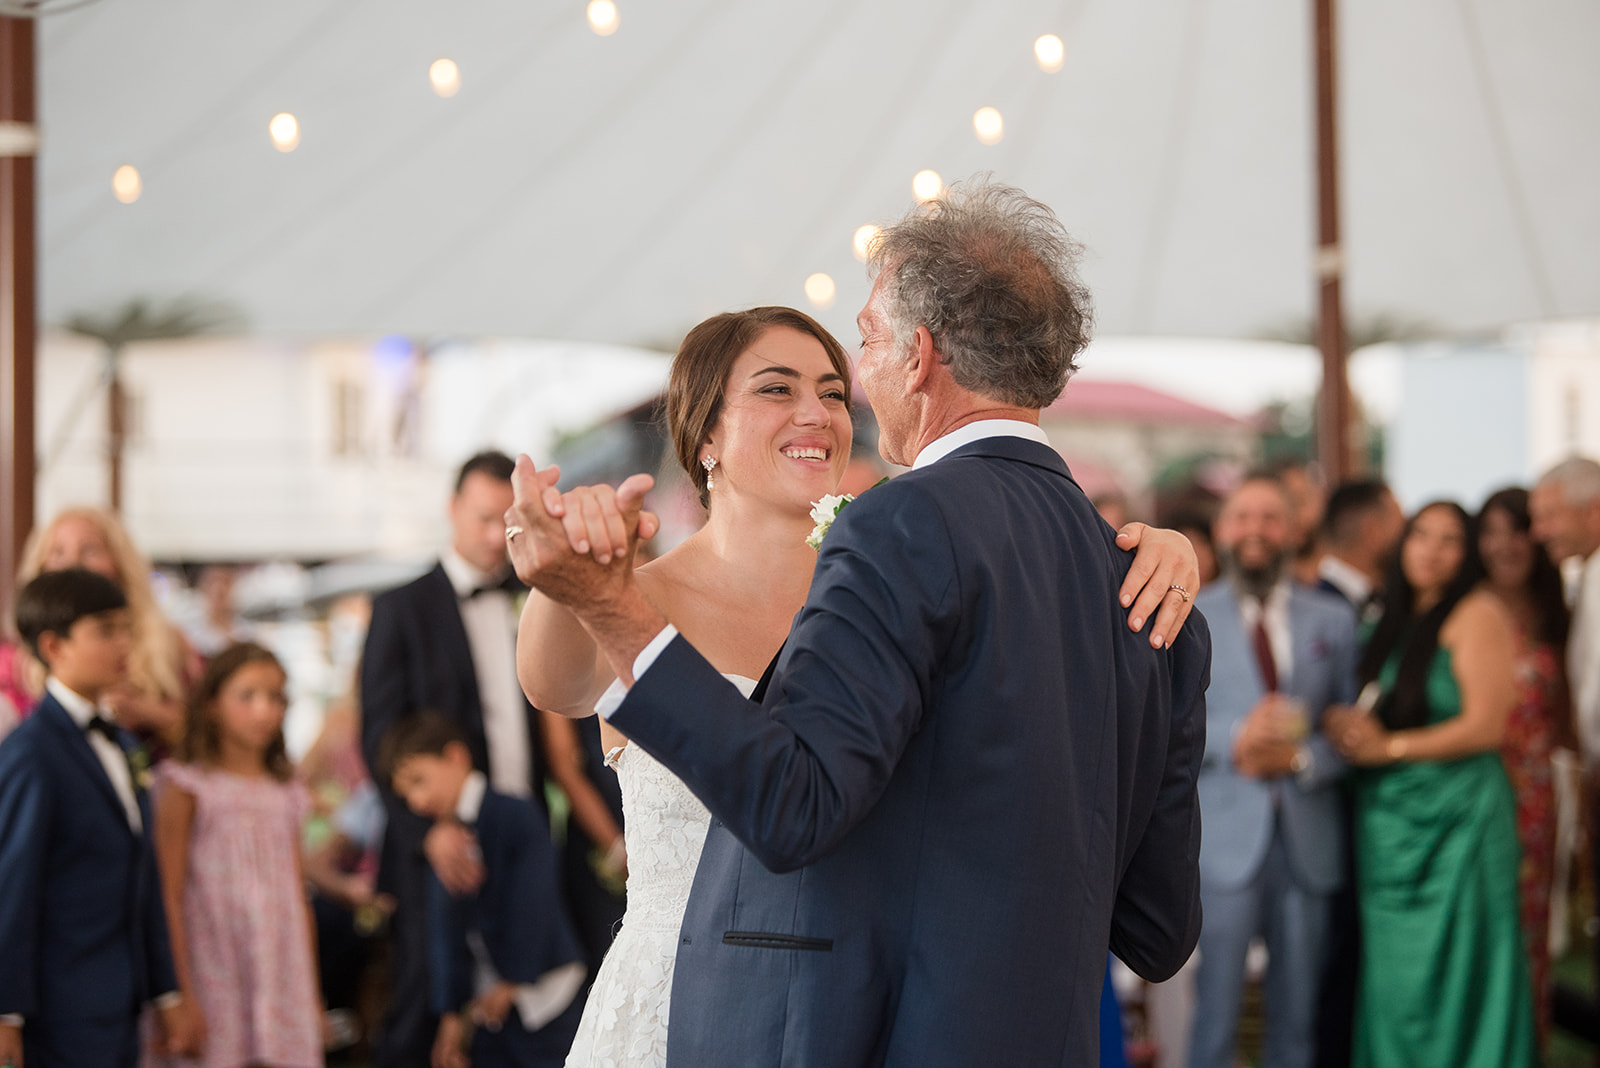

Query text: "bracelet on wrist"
[1385, 733, 1409, 762]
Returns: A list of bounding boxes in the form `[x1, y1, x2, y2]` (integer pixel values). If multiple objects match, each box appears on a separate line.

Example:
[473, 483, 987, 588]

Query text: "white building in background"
[36, 332, 671, 562]
[1383, 321, 1600, 511]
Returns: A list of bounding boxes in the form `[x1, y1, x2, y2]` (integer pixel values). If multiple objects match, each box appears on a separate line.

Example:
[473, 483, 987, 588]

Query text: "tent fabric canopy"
[35, 0, 1600, 351]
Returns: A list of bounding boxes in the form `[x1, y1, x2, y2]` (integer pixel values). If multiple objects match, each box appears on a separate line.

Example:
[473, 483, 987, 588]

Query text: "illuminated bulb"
[587, 0, 619, 36]
[430, 58, 461, 98]
[269, 112, 301, 152]
[111, 165, 141, 204]
[912, 169, 943, 202]
[973, 106, 1004, 145]
[1035, 34, 1065, 73]
[804, 272, 836, 309]
[852, 224, 882, 263]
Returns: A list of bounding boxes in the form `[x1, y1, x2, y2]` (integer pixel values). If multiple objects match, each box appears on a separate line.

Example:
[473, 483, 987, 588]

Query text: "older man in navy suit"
[1188, 475, 1359, 1068]
[505, 179, 1210, 1066]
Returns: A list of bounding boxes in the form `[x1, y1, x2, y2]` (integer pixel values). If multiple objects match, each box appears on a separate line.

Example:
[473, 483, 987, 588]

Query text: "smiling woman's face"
[702, 326, 853, 516]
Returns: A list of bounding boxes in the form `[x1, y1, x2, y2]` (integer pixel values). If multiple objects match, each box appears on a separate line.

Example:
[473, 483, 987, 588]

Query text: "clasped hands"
[502, 458, 657, 608]
[1324, 705, 1395, 766]
[1231, 693, 1309, 779]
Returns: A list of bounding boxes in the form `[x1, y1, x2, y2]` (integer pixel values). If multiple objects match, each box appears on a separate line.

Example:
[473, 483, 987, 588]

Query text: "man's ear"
[35, 629, 64, 669]
[906, 325, 937, 393]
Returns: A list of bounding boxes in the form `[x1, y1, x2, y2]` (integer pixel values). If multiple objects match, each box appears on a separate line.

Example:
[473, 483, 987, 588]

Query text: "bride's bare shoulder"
[635, 537, 710, 614]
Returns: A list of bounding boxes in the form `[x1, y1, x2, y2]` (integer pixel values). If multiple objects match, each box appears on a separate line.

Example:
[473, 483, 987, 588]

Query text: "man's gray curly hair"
[866, 177, 1093, 408]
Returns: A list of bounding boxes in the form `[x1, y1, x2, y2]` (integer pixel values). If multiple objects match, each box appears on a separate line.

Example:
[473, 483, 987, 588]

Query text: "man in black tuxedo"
[361, 451, 552, 1067]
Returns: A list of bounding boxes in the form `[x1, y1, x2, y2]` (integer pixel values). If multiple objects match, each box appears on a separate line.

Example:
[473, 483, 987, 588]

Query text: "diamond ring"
[1168, 584, 1190, 603]
[505, 526, 524, 540]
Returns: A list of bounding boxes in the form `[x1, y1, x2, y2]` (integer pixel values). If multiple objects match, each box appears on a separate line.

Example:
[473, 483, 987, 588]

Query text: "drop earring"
[701, 456, 718, 491]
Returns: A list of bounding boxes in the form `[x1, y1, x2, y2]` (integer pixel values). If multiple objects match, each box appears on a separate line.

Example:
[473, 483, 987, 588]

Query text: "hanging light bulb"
[804, 273, 836, 309]
[111, 165, 142, 204]
[973, 107, 1004, 145]
[1035, 34, 1065, 73]
[269, 112, 300, 152]
[912, 170, 943, 202]
[852, 224, 882, 263]
[430, 58, 461, 97]
[587, 0, 620, 36]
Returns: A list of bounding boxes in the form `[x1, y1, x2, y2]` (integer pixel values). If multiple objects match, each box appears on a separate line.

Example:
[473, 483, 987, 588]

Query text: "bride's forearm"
[518, 586, 611, 716]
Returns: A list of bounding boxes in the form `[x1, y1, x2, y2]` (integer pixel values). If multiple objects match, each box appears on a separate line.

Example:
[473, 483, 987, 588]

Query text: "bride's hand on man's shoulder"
[1114, 523, 1200, 650]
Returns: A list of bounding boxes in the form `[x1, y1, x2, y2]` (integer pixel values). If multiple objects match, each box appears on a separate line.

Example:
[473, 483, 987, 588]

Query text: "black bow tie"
[462, 583, 506, 601]
[85, 714, 122, 744]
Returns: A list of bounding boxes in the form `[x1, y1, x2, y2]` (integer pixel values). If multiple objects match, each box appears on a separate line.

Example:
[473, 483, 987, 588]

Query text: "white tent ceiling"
[34, 0, 1600, 352]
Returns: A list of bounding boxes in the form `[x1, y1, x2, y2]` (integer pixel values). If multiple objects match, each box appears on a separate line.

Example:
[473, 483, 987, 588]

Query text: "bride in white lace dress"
[516, 307, 858, 1067]
[515, 307, 1193, 1066]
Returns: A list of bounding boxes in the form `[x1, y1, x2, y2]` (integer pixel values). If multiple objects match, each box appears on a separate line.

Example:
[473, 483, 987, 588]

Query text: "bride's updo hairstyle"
[666, 306, 852, 508]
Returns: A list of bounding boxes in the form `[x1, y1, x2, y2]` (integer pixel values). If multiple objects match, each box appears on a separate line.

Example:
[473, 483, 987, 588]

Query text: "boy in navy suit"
[379, 713, 586, 1068]
[0, 569, 198, 1067]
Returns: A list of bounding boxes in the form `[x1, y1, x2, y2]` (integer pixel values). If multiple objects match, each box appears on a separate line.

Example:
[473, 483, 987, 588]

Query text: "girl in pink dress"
[152, 642, 323, 1068]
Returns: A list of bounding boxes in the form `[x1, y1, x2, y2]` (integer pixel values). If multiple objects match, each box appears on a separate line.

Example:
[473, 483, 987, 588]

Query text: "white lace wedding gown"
[563, 675, 757, 1068]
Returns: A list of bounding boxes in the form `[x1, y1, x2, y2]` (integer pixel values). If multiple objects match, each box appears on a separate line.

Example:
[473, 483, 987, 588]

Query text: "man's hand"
[503, 456, 655, 605]
[424, 821, 484, 897]
[153, 998, 205, 1058]
[0, 1021, 23, 1068]
[1231, 694, 1302, 779]
[470, 981, 517, 1032]
[432, 1012, 470, 1068]
[1116, 523, 1202, 649]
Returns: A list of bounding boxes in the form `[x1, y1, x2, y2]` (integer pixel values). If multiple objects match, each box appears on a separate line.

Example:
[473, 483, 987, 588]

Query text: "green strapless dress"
[1352, 647, 1535, 1067]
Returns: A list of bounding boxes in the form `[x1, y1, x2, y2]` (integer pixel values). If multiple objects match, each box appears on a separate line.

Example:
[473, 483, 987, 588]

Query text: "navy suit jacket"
[0, 693, 176, 1065]
[611, 436, 1210, 1067]
[425, 787, 585, 1015]
[1195, 579, 1358, 894]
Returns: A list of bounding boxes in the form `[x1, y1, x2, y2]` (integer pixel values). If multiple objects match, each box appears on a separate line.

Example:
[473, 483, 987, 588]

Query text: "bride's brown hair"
[666, 307, 852, 508]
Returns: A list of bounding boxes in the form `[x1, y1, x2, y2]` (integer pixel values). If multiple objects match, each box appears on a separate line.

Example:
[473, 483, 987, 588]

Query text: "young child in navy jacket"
[0, 569, 198, 1066]
[380, 711, 586, 1068]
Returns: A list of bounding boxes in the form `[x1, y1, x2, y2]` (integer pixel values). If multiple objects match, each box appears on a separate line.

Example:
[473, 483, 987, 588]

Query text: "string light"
[1035, 34, 1065, 73]
[587, 0, 619, 36]
[111, 165, 141, 204]
[804, 272, 836, 309]
[973, 107, 1004, 145]
[429, 58, 461, 98]
[852, 224, 882, 263]
[269, 113, 300, 152]
[912, 170, 943, 202]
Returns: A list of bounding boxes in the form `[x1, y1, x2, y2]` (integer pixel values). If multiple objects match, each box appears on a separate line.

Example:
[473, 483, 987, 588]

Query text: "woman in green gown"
[1327, 501, 1534, 1068]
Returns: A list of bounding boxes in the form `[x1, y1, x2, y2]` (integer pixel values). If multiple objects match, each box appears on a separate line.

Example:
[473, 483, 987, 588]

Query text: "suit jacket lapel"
[39, 697, 135, 835]
[1215, 580, 1268, 702]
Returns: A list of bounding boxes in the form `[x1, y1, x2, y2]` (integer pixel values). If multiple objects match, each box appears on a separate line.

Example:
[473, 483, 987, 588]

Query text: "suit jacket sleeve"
[0, 733, 50, 1015]
[611, 482, 958, 874]
[425, 868, 474, 1015]
[360, 593, 410, 780]
[141, 799, 179, 1000]
[1107, 615, 1209, 982]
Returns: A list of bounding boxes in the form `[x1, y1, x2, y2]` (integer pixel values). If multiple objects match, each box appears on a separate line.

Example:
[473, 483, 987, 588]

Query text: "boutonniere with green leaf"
[128, 744, 153, 792]
[806, 479, 888, 549]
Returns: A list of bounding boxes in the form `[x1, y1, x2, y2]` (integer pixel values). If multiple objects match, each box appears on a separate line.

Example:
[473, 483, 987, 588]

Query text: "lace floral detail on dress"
[564, 675, 756, 1068]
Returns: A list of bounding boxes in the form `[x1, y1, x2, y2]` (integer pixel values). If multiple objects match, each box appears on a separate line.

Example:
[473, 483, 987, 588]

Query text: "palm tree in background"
[55, 297, 243, 513]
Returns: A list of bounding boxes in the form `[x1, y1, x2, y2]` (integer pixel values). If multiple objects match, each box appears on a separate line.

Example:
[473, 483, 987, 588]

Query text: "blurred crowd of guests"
[0, 453, 625, 1067]
[2, 449, 1598, 1068]
[1100, 456, 1600, 1068]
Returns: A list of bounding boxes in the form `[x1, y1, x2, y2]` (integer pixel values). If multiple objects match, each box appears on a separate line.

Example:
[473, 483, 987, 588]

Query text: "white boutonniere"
[806, 493, 855, 550]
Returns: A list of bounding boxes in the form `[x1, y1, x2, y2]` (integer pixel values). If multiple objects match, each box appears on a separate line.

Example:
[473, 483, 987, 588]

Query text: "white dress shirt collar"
[46, 676, 101, 726]
[1316, 554, 1373, 607]
[442, 548, 499, 599]
[455, 769, 489, 824]
[911, 419, 1050, 471]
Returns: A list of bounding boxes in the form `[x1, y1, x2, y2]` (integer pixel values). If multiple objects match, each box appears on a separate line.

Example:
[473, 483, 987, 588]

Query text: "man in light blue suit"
[1189, 475, 1359, 1068]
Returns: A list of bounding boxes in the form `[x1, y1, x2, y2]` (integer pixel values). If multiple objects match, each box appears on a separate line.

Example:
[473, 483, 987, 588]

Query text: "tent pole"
[1, 15, 38, 616]
[1314, 0, 1356, 482]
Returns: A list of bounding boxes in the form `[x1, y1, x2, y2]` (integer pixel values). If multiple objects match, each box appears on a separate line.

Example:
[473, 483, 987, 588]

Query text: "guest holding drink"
[1478, 486, 1573, 1050]
[1328, 502, 1534, 1068]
